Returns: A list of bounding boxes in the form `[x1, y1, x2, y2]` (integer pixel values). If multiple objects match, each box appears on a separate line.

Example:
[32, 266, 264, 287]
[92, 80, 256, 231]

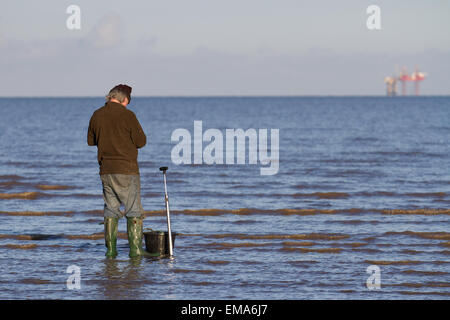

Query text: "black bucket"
[143, 230, 176, 256]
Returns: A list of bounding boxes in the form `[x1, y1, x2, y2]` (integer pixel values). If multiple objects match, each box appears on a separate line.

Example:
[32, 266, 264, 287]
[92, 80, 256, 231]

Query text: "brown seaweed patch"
[276, 208, 367, 215]
[0, 191, 45, 200]
[330, 220, 378, 225]
[83, 210, 103, 215]
[205, 242, 273, 249]
[2, 206, 439, 218]
[158, 208, 366, 216]
[143, 210, 167, 216]
[401, 270, 448, 276]
[430, 260, 450, 265]
[174, 233, 202, 237]
[64, 233, 104, 240]
[0, 174, 26, 180]
[292, 192, 349, 199]
[375, 243, 393, 248]
[0, 211, 75, 216]
[385, 231, 450, 240]
[396, 291, 450, 297]
[205, 260, 230, 265]
[282, 241, 316, 246]
[0, 234, 32, 240]
[405, 192, 447, 198]
[70, 193, 101, 199]
[146, 208, 231, 216]
[326, 242, 367, 248]
[183, 209, 230, 216]
[316, 282, 345, 288]
[27, 234, 63, 241]
[36, 184, 75, 190]
[281, 247, 342, 253]
[388, 282, 450, 288]
[358, 191, 397, 197]
[208, 233, 350, 241]
[0, 234, 63, 241]
[340, 290, 355, 293]
[400, 249, 425, 255]
[382, 209, 450, 215]
[0, 181, 31, 188]
[19, 278, 53, 285]
[364, 260, 422, 265]
[275, 209, 336, 216]
[146, 207, 370, 216]
[180, 207, 362, 216]
[288, 239, 367, 248]
[1, 244, 38, 250]
[232, 220, 259, 225]
[230, 208, 258, 215]
[172, 269, 215, 274]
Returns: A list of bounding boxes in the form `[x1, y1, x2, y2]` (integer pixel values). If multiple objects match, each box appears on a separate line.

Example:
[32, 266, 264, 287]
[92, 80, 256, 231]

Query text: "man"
[87, 84, 148, 258]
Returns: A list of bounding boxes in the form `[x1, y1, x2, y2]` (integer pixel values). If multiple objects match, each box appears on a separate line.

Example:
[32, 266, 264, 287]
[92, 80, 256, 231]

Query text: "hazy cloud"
[86, 12, 124, 49]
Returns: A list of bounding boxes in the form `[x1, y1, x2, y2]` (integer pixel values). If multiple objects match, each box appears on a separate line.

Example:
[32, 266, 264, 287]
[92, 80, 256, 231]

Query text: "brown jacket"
[87, 101, 146, 175]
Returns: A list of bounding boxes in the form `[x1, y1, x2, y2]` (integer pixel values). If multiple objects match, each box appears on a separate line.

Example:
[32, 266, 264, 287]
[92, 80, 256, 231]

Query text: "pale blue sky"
[1, 1, 449, 96]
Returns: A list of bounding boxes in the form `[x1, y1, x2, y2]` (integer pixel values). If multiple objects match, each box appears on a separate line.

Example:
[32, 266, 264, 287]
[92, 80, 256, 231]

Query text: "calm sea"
[0, 96, 449, 299]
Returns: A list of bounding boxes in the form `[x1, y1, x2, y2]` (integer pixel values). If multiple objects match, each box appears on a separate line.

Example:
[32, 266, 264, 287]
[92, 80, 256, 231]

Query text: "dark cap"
[110, 84, 132, 103]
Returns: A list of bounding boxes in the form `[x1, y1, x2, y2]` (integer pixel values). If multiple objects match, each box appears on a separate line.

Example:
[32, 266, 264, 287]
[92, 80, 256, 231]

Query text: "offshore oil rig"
[384, 67, 426, 96]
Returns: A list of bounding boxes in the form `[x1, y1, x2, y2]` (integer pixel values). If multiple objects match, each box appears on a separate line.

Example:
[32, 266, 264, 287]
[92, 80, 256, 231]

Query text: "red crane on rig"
[410, 67, 426, 96]
[385, 66, 427, 96]
[398, 67, 411, 96]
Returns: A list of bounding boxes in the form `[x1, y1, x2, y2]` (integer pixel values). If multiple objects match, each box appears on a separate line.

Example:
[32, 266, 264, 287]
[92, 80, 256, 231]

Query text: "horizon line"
[1, 94, 450, 99]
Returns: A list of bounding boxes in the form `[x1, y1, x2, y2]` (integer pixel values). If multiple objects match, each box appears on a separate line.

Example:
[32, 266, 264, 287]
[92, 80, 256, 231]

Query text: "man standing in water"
[87, 84, 148, 258]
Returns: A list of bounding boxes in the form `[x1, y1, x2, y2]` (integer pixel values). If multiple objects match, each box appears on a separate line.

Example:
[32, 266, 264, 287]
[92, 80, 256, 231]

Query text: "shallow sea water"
[0, 96, 449, 299]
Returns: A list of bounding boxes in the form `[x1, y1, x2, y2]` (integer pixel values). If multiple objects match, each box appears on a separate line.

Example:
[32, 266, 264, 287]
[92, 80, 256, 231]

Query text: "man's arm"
[87, 115, 97, 146]
[130, 113, 146, 149]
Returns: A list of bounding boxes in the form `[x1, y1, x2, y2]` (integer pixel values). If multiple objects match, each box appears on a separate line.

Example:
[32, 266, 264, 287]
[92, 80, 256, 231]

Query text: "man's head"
[106, 84, 132, 107]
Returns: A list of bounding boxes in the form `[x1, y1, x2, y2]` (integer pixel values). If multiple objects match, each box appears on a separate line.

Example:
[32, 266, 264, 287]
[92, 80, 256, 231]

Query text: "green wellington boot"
[104, 217, 118, 258]
[127, 217, 159, 258]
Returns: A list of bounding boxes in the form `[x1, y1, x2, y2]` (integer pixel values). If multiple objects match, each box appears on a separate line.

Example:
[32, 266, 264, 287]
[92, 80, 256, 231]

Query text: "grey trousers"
[100, 174, 144, 218]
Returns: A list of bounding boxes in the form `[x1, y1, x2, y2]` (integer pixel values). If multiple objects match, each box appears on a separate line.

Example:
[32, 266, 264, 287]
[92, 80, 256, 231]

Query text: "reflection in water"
[98, 258, 148, 300]
[96, 255, 178, 299]
[159, 256, 178, 299]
